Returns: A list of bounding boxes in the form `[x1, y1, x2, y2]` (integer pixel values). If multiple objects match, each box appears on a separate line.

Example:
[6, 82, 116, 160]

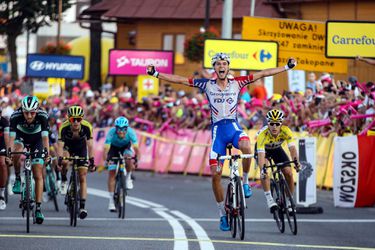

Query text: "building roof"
[82, 0, 280, 20]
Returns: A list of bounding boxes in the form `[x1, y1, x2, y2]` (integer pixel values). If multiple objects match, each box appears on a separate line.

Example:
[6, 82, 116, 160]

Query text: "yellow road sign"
[137, 75, 159, 103]
[242, 16, 347, 73]
[326, 21, 375, 58]
[204, 39, 278, 70]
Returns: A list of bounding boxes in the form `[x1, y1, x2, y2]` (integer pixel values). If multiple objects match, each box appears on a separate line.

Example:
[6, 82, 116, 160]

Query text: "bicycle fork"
[230, 161, 247, 210]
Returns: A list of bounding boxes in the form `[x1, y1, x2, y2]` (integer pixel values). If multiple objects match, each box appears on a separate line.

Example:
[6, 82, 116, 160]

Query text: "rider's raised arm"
[252, 58, 297, 83]
[146, 65, 190, 86]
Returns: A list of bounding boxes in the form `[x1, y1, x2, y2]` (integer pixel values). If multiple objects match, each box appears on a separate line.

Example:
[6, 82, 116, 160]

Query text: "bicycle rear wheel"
[47, 171, 59, 212]
[25, 170, 31, 233]
[235, 176, 245, 240]
[270, 179, 284, 233]
[280, 178, 298, 235]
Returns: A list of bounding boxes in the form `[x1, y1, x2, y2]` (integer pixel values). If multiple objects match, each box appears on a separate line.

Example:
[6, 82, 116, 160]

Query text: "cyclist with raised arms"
[147, 53, 297, 231]
[58, 105, 95, 220]
[256, 109, 300, 213]
[103, 116, 139, 212]
[9, 96, 50, 224]
[0, 108, 9, 210]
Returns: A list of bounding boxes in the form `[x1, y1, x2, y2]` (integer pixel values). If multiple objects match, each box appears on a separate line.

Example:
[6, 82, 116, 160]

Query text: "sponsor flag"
[333, 136, 375, 207]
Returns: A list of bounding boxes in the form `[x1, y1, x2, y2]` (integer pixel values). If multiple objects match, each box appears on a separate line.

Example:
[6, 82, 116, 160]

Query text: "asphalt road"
[1, 171, 374, 250]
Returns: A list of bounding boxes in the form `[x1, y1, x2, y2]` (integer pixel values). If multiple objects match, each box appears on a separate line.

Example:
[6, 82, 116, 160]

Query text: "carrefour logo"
[30, 61, 45, 71]
[253, 49, 272, 63]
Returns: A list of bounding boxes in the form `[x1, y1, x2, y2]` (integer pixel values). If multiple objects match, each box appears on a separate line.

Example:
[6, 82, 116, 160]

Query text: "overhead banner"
[204, 39, 278, 70]
[26, 54, 84, 79]
[242, 16, 347, 73]
[326, 21, 375, 58]
[109, 49, 174, 76]
[297, 138, 317, 207]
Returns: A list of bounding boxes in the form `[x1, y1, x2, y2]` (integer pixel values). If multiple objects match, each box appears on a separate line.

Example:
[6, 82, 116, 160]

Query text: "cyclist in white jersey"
[146, 53, 297, 231]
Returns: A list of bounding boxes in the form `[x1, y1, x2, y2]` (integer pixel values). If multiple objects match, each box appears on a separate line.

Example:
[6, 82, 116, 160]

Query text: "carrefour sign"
[109, 49, 174, 76]
[204, 39, 278, 70]
[326, 21, 375, 58]
[26, 54, 84, 79]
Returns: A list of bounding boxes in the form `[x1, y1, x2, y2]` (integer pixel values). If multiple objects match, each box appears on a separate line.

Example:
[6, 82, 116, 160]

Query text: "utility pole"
[204, 0, 210, 31]
[221, 0, 233, 38]
[56, 0, 62, 52]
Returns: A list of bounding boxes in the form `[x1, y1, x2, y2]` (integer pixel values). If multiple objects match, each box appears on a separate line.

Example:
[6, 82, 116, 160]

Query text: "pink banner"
[93, 127, 110, 166]
[137, 134, 155, 171]
[154, 130, 176, 173]
[201, 132, 213, 176]
[109, 50, 174, 75]
[185, 130, 211, 174]
[169, 129, 196, 173]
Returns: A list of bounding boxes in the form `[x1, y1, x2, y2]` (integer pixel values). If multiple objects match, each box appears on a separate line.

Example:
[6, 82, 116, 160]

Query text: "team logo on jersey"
[226, 97, 234, 104]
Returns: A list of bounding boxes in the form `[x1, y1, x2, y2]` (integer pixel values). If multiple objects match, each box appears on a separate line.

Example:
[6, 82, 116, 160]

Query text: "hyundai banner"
[109, 50, 174, 76]
[26, 54, 85, 79]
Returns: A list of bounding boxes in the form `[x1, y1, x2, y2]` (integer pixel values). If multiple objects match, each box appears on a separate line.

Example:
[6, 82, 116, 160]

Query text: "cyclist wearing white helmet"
[147, 53, 297, 231]
[103, 116, 139, 212]
[9, 95, 50, 224]
[256, 109, 300, 213]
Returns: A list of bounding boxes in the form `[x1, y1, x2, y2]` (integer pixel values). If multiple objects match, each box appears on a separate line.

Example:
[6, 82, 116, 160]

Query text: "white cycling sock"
[217, 201, 226, 217]
[127, 172, 132, 180]
[0, 188, 4, 197]
[109, 192, 114, 201]
[264, 191, 273, 201]
[243, 172, 249, 185]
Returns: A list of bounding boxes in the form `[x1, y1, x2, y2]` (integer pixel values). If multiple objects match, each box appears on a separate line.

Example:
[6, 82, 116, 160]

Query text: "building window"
[163, 34, 185, 64]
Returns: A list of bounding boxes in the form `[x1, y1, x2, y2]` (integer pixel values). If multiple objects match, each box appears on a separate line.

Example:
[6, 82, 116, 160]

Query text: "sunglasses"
[69, 117, 82, 123]
[23, 111, 37, 116]
[269, 122, 281, 127]
[116, 126, 128, 132]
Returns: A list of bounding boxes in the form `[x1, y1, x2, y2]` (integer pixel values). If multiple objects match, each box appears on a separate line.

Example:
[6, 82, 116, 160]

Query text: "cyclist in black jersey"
[9, 96, 50, 224]
[57, 105, 95, 220]
[0, 108, 10, 210]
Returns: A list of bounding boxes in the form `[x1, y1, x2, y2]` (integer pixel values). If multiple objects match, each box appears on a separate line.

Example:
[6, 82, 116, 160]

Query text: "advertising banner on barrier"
[109, 49, 174, 76]
[242, 16, 347, 73]
[185, 130, 211, 174]
[137, 135, 155, 171]
[93, 128, 109, 167]
[154, 130, 176, 173]
[297, 138, 317, 207]
[326, 21, 375, 58]
[26, 54, 84, 79]
[333, 136, 375, 207]
[169, 129, 195, 173]
[203, 39, 278, 70]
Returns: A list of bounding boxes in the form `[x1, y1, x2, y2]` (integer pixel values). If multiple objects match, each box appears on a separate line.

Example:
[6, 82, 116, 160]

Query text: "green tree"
[0, 0, 71, 80]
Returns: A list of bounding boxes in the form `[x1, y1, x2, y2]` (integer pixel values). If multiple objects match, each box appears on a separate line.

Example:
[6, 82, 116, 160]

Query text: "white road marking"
[171, 210, 215, 250]
[154, 210, 188, 250]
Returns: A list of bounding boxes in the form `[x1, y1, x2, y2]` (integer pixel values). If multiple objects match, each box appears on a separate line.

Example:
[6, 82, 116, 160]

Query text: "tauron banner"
[297, 138, 317, 207]
[333, 136, 359, 207]
[109, 49, 174, 76]
[26, 54, 85, 79]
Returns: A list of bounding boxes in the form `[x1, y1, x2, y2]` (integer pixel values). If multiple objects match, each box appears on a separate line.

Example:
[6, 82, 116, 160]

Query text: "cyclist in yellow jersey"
[57, 106, 95, 220]
[256, 109, 300, 213]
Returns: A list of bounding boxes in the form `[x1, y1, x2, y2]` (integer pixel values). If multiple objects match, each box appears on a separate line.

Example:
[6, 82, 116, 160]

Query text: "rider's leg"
[282, 166, 294, 194]
[11, 143, 23, 193]
[210, 161, 225, 215]
[78, 167, 88, 206]
[60, 150, 70, 194]
[32, 163, 44, 204]
[236, 131, 253, 198]
[0, 155, 7, 208]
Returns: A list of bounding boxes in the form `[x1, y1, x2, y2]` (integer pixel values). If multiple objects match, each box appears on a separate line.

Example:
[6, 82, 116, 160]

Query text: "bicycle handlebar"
[60, 156, 90, 161]
[218, 154, 254, 161]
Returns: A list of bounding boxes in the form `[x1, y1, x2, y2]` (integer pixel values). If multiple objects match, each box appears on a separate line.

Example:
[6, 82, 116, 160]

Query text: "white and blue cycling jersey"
[188, 75, 254, 165]
[104, 127, 138, 148]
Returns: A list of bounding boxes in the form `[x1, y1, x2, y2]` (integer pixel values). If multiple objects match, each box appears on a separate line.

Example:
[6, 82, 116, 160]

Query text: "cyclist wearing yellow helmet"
[256, 109, 300, 213]
[57, 105, 95, 220]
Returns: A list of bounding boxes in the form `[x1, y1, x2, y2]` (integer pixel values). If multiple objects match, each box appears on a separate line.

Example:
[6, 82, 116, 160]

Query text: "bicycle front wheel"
[25, 170, 31, 233]
[270, 179, 285, 233]
[235, 176, 245, 240]
[280, 178, 297, 235]
[120, 173, 126, 219]
[225, 182, 236, 238]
